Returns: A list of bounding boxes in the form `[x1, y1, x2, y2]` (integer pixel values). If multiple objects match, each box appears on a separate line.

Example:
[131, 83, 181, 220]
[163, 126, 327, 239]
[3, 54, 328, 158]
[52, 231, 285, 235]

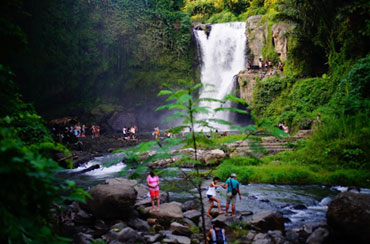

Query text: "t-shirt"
[225, 178, 239, 193]
[146, 175, 159, 191]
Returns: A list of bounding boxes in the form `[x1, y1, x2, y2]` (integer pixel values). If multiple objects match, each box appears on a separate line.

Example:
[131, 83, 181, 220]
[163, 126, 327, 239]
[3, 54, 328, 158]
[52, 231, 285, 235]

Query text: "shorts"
[226, 192, 237, 205]
[149, 189, 159, 198]
[207, 194, 215, 201]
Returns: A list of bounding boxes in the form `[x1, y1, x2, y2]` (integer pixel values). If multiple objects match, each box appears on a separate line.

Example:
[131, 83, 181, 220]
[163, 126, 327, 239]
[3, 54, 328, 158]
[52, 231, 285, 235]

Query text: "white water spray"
[194, 22, 247, 130]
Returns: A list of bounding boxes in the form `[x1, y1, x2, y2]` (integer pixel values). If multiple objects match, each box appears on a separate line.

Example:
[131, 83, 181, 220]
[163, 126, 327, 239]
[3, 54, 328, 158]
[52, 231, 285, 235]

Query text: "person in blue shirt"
[223, 173, 242, 217]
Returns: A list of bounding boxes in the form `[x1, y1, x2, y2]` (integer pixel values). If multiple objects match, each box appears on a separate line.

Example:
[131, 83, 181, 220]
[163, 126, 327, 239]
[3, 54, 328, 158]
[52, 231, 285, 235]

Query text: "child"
[147, 170, 160, 212]
[206, 177, 224, 218]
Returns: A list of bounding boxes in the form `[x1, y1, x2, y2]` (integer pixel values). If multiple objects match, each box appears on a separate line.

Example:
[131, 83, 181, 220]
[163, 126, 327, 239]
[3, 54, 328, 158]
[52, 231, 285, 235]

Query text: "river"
[62, 152, 370, 229]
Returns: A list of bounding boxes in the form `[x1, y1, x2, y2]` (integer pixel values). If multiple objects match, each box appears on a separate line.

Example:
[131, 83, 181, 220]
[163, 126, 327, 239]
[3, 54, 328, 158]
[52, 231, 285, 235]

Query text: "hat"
[230, 173, 236, 177]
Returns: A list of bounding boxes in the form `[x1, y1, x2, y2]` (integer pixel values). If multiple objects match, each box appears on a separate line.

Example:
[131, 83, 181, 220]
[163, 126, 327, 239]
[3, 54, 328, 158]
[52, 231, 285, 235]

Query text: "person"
[258, 58, 263, 71]
[278, 122, 289, 133]
[123, 127, 128, 139]
[146, 170, 160, 212]
[223, 173, 241, 217]
[207, 221, 227, 244]
[81, 124, 86, 138]
[206, 177, 225, 218]
[278, 61, 284, 72]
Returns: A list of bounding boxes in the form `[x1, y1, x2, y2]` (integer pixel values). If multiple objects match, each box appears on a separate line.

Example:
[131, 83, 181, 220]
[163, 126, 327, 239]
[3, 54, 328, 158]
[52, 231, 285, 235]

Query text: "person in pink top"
[146, 170, 160, 211]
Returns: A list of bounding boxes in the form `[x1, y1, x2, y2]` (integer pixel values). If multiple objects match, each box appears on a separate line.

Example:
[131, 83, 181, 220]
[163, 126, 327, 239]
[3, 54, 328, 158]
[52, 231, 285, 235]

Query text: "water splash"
[193, 22, 247, 130]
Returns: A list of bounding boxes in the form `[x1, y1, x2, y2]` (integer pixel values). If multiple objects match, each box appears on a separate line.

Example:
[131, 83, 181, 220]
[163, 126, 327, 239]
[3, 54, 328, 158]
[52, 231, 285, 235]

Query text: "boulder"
[106, 178, 168, 206]
[85, 184, 137, 219]
[127, 218, 150, 232]
[170, 222, 191, 237]
[162, 234, 191, 244]
[183, 210, 201, 223]
[144, 202, 184, 226]
[107, 112, 137, 131]
[326, 191, 370, 243]
[182, 200, 197, 211]
[212, 214, 241, 227]
[306, 227, 329, 244]
[144, 234, 161, 243]
[249, 211, 284, 232]
[103, 227, 142, 243]
[74, 209, 95, 225]
[204, 149, 226, 164]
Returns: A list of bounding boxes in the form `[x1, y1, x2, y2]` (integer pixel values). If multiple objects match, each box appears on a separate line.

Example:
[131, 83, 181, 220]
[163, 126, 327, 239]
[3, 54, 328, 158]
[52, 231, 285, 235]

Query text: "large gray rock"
[85, 184, 137, 219]
[271, 23, 294, 61]
[127, 218, 150, 232]
[183, 209, 201, 223]
[162, 234, 191, 244]
[107, 112, 137, 131]
[170, 222, 191, 237]
[103, 227, 142, 243]
[305, 227, 329, 244]
[204, 149, 226, 164]
[106, 178, 168, 206]
[326, 191, 370, 243]
[212, 214, 241, 227]
[249, 211, 284, 232]
[144, 202, 184, 226]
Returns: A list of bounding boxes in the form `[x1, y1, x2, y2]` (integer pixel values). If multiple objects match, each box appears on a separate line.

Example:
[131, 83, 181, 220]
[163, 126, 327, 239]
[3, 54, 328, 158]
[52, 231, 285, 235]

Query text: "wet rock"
[170, 222, 191, 236]
[147, 218, 158, 225]
[143, 202, 183, 226]
[212, 214, 241, 227]
[183, 218, 196, 227]
[85, 184, 137, 219]
[326, 192, 370, 243]
[249, 211, 284, 232]
[198, 216, 212, 231]
[267, 230, 285, 244]
[305, 227, 329, 244]
[103, 227, 142, 243]
[252, 233, 273, 244]
[285, 229, 299, 243]
[182, 200, 196, 211]
[74, 232, 94, 244]
[127, 218, 150, 232]
[162, 234, 191, 244]
[302, 221, 327, 235]
[144, 233, 161, 243]
[183, 209, 201, 223]
[293, 204, 307, 210]
[74, 209, 95, 225]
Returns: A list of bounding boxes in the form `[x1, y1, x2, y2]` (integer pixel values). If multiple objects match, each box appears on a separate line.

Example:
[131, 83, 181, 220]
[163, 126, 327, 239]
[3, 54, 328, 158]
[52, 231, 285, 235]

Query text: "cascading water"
[194, 22, 247, 130]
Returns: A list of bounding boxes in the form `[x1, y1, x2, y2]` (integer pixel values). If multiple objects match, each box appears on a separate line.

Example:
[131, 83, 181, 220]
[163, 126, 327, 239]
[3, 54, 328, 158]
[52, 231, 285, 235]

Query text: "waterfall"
[193, 22, 247, 131]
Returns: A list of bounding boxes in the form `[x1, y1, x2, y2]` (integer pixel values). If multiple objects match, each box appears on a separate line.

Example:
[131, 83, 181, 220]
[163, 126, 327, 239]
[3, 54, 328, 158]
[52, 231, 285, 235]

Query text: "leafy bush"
[0, 127, 88, 243]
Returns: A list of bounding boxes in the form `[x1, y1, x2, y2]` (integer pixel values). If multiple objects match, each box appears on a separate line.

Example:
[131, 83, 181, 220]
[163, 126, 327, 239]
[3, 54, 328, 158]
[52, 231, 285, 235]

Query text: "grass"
[214, 153, 370, 187]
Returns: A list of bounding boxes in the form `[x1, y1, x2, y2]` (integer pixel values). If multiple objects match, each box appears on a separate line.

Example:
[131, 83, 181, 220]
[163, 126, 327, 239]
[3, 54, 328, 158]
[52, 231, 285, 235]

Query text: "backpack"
[228, 179, 238, 196]
[213, 227, 225, 244]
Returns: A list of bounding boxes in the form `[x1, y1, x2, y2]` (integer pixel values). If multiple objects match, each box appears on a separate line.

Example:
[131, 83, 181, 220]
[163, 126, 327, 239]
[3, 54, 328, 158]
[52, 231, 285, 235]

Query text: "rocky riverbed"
[58, 178, 370, 244]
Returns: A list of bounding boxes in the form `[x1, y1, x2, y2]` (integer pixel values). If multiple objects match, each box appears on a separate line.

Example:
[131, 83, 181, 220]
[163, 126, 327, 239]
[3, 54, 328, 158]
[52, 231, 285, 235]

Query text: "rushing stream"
[63, 153, 370, 229]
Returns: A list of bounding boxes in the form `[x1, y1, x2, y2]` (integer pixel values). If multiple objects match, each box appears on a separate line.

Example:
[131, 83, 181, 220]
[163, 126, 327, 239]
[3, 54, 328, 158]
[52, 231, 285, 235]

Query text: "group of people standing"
[146, 171, 242, 243]
[122, 125, 137, 140]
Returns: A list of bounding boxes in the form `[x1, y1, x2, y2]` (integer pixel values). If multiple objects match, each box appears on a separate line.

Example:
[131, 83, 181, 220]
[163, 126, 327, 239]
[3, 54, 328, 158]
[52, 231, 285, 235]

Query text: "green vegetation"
[232, 55, 370, 187]
[0, 66, 88, 242]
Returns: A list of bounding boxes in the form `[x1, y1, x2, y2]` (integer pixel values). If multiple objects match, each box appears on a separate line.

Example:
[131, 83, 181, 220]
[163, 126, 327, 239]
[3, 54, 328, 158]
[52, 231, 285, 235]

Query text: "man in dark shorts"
[223, 173, 242, 217]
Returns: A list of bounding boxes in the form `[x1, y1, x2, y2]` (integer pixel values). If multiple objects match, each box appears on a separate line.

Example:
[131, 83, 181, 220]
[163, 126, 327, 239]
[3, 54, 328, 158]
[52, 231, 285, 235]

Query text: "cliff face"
[239, 16, 294, 105]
